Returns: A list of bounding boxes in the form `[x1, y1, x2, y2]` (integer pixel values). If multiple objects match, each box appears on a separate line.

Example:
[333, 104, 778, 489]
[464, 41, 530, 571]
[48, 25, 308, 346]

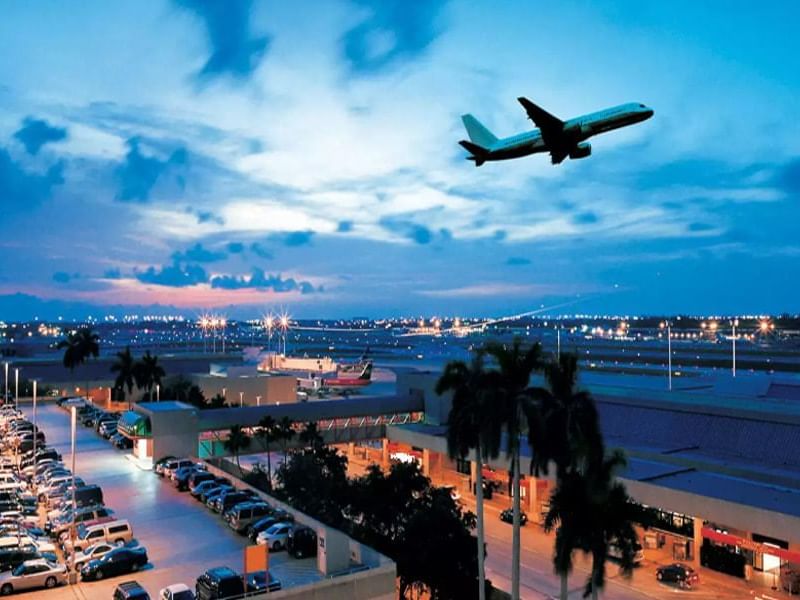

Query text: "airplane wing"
[517, 97, 568, 163]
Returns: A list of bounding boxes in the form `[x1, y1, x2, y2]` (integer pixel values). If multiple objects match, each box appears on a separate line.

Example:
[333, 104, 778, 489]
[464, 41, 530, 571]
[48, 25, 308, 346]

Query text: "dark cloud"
[493, 230, 507, 241]
[0, 148, 64, 212]
[282, 231, 314, 247]
[687, 222, 714, 232]
[14, 117, 67, 155]
[227, 242, 244, 253]
[250, 242, 273, 259]
[379, 218, 434, 244]
[210, 268, 316, 294]
[116, 138, 188, 203]
[572, 211, 599, 225]
[195, 210, 225, 225]
[136, 262, 208, 287]
[337, 220, 354, 233]
[506, 257, 531, 266]
[776, 158, 800, 196]
[439, 228, 452, 242]
[172, 243, 226, 263]
[103, 268, 122, 279]
[343, 0, 446, 74]
[175, 0, 270, 81]
[52, 271, 71, 284]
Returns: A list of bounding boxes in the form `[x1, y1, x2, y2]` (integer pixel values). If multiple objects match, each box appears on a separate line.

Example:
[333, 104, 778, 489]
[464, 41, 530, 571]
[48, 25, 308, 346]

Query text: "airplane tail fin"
[461, 114, 498, 147]
[459, 140, 489, 167]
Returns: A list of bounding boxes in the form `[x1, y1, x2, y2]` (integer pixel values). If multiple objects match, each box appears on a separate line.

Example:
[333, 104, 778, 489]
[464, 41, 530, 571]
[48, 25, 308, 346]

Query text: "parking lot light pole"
[731, 318, 739, 377]
[14, 368, 18, 410]
[3, 362, 7, 404]
[240, 392, 244, 407]
[69, 405, 77, 584]
[660, 321, 672, 391]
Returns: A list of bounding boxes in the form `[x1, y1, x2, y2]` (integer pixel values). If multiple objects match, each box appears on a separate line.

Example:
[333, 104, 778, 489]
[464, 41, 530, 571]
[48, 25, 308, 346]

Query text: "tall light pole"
[265, 316, 274, 354]
[556, 325, 561, 359]
[660, 321, 672, 391]
[731, 318, 739, 377]
[156, 384, 160, 402]
[13, 368, 18, 410]
[3, 362, 7, 405]
[221, 318, 227, 355]
[69, 404, 77, 584]
[280, 315, 289, 356]
[239, 391, 244, 408]
[32, 380, 38, 474]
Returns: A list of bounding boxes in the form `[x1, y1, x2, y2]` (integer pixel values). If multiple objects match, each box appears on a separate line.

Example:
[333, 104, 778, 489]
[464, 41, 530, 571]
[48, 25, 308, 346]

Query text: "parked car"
[81, 546, 148, 581]
[159, 583, 195, 600]
[245, 570, 281, 594]
[99, 421, 119, 439]
[0, 559, 67, 594]
[287, 525, 317, 559]
[72, 541, 121, 571]
[0, 546, 43, 573]
[111, 434, 133, 450]
[608, 541, 644, 564]
[187, 471, 217, 490]
[173, 466, 204, 491]
[500, 508, 527, 525]
[48, 505, 114, 536]
[113, 580, 151, 600]
[225, 502, 271, 534]
[256, 523, 293, 550]
[163, 459, 196, 480]
[203, 486, 234, 508]
[247, 512, 294, 543]
[65, 519, 133, 554]
[195, 566, 244, 600]
[656, 563, 699, 588]
[191, 480, 228, 501]
[213, 490, 257, 514]
[154, 456, 176, 477]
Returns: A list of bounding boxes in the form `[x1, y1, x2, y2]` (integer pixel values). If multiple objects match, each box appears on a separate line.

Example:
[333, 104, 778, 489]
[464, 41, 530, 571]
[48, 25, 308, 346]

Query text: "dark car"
[287, 525, 317, 559]
[202, 485, 233, 505]
[0, 546, 42, 573]
[656, 563, 699, 588]
[195, 566, 245, 600]
[500, 508, 527, 526]
[113, 580, 151, 600]
[247, 511, 294, 542]
[81, 546, 148, 581]
[187, 471, 216, 490]
[245, 570, 281, 594]
[173, 466, 204, 491]
[111, 434, 133, 449]
[215, 490, 256, 514]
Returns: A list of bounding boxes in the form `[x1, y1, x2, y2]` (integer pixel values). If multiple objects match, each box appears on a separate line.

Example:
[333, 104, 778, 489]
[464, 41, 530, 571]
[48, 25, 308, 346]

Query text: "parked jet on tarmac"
[459, 97, 653, 166]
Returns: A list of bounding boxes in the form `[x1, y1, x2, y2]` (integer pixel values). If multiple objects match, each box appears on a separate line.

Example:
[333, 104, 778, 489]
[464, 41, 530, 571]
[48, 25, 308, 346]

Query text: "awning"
[702, 527, 800, 564]
[117, 411, 151, 438]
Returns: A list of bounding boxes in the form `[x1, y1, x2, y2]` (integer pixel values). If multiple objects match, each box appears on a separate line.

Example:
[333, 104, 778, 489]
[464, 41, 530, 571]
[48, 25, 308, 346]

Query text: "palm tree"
[544, 466, 588, 600]
[255, 415, 277, 490]
[437, 351, 503, 600]
[532, 352, 604, 478]
[276, 417, 295, 471]
[484, 339, 546, 600]
[582, 451, 640, 600]
[224, 425, 251, 472]
[299, 421, 323, 448]
[110, 347, 136, 407]
[57, 327, 100, 400]
[134, 351, 165, 401]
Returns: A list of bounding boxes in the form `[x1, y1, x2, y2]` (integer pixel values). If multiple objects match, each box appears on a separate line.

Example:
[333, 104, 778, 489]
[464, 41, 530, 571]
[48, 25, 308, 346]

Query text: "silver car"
[0, 559, 67, 594]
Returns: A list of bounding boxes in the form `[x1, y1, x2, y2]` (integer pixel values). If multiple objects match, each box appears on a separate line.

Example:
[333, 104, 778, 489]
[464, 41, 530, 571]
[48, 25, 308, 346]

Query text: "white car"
[159, 582, 196, 600]
[256, 522, 292, 551]
[0, 535, 56, 554]
[0, 559, 67, 594]
[72, 541, 119, 570]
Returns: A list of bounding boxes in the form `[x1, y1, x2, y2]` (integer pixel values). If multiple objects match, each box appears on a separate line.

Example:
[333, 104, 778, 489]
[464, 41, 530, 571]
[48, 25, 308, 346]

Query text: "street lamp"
[256, 395, 261, 407]
[3, 362, 7, 405]
[13, 368, 18, 410]
[264, 315, 274, 353]
[69, 404, 77, 584]
[156, 384, 160, 402]
[280, 314, 290, 356]
[731, 318, 739, 378]
[239, 391, 244, 407]
[660, 321, 672, 391]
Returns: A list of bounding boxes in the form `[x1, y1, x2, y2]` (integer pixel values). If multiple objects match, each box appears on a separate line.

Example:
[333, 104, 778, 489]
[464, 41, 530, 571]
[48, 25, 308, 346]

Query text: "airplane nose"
[645, 107, 654, 118]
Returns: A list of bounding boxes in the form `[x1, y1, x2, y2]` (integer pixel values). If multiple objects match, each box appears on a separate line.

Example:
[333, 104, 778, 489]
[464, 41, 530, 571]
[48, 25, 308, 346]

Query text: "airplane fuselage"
[481, 102, 652, 162]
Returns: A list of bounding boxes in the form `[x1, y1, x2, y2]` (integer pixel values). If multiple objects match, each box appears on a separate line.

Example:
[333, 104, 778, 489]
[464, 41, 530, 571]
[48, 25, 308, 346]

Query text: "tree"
[133, 351, 165, 401]
[437, 351, 503, 600]
[208, 393, 227, 409]
[299, 421, 323, 448]
[161, 375, 207, 409]
[110, 346, 136, 406]
[57, 327, 100, 400]
[255, 415, 277, 490]
[224, 425, 251, 472]
[275, 416, 295, 461]
[485, 339, 546, 600]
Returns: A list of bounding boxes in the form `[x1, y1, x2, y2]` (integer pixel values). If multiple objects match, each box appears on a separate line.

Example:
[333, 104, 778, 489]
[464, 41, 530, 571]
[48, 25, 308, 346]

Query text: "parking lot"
[16, 401, 321, 599]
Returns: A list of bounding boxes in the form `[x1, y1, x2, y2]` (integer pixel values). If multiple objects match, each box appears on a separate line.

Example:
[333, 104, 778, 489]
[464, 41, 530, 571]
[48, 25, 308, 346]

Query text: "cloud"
[14, 117, 68, 155]
[572, 211, 599, 225]
[175, 0, 270, 81]
[103, 268, 122, 279]
[687, 222, 714, 232]
[210, 268, 316, 293]
[506, 257, 531, 266]
[379, 218, 433, 244]
[250, 242, 273, 259]
[281, 231, 314, 247]
[52, 272, 71, 284]
[227, 241, 244, 254]
[342, 0, 446, 74]
[776, 158, 800, 196]
[136, 262, 208, 287]
[0, 148, 64, 212]
[418, 283, 559, 298]
[115, 137, 188, 203]
[337, 220, 354, 233]
[195, 210, 225, 225]
[172, 242, 226, 263]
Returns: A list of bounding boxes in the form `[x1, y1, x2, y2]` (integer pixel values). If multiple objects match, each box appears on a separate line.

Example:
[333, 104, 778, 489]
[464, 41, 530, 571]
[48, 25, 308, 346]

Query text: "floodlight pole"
[70, 405, 77, 583]
[14, 368, 18, 410]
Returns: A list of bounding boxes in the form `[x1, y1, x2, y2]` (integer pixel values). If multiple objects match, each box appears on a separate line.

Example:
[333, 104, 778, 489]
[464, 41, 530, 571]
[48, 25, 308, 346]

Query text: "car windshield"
[266, 524, 283, 534]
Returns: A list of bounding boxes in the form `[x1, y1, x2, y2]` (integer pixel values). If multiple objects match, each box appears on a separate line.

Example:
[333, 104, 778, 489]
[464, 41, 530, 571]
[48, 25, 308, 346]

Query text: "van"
[195, 566, 245, 600]
[225, 502, 271, 534]
[287, 525, 317, 559]
[72, 485, 103, 509]
[66, 519, 133, 553]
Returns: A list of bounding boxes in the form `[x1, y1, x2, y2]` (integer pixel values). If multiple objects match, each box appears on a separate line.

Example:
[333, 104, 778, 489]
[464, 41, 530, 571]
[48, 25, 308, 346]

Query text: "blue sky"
[0, 0, 798, 320]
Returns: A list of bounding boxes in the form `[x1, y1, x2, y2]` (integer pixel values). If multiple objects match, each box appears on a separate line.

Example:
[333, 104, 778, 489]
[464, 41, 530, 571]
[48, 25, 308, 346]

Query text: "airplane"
[459, 97, 653, 166]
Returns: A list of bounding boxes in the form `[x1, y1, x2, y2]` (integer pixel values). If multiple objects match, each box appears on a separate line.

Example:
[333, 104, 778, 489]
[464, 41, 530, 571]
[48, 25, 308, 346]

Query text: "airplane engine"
[569, 142, 591, 159]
